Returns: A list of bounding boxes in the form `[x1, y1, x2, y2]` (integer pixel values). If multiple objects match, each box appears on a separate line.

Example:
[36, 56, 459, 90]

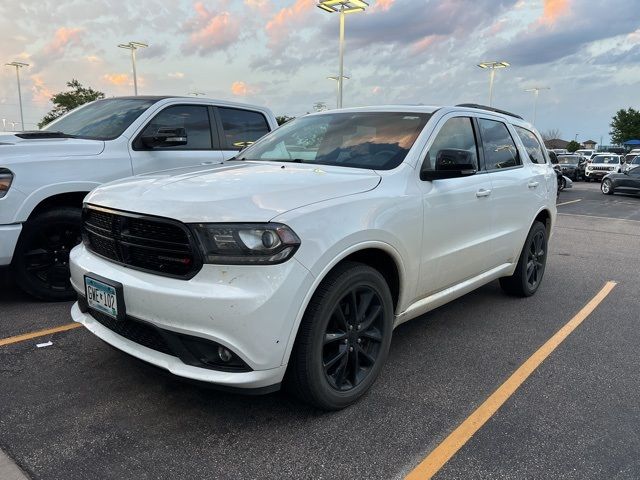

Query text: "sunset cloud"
[30, 75, 54, 105]
[265, 0, 314, 48]
[168, 72, 185, 79]
[181, 2, 241, 55]
[541, 0, 570, 25]
[43, 27, 84, 56]
[371, 0, 394, 12]
[231, 81, 259, 96]
[103, 73, 129, 86]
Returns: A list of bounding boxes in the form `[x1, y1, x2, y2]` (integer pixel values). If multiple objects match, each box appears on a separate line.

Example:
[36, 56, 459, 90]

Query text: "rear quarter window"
[514, 126, 546, 164]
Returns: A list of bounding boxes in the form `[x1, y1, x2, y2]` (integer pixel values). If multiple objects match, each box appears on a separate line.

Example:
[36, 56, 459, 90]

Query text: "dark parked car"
[557, 154, 586, 180]
[601, 168, 640, 195]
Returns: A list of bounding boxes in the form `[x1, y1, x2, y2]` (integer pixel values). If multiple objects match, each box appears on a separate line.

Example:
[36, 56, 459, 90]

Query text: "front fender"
[14, 181, 100, 222]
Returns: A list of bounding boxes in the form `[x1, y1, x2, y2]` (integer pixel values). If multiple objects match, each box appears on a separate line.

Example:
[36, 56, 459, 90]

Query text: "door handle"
[476, 188, 492, 198]
[528, 181, 540, 189]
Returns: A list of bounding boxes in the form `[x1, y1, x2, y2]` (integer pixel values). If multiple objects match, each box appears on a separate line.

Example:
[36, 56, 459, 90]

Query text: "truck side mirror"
[141, 127, 188, 148]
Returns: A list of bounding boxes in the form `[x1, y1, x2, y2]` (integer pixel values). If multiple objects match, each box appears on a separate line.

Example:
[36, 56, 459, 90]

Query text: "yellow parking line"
[0, 323, 83, 347]
[556, 199, 582, 206]
[405, 281, 617, 480]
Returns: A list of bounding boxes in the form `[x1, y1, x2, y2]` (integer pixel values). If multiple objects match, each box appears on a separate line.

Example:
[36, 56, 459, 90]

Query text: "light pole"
[189, 92, 206, 96]
[117, 41, 148, 95]
[5, 61, 29, 130]
[477, 61, 509, 107]
[524, 86, 549, 125]
[317, 1, 368, 109]
[327, 74, 351, 109]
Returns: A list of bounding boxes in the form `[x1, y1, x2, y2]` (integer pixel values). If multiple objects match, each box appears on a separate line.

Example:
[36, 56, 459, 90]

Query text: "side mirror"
[421, 149, 477, 181]
[141, 127, 188, 148]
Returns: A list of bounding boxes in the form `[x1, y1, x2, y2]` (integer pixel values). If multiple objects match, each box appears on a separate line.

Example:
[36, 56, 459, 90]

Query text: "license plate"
[85, 274, 125, 321]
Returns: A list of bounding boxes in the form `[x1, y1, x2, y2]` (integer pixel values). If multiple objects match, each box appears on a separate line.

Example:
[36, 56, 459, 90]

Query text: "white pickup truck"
[0, 96, 278, 300]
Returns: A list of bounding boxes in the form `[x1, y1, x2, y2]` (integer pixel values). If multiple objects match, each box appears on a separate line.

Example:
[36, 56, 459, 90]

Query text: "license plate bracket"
[84, 273, 125, 321]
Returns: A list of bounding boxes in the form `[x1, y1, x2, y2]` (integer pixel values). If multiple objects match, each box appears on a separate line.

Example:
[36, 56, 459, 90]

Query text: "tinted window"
[237, 112, 430, 170]
[515, 126, 546, 164]
[423, 117, 478, 171]
[138, 105, 212, 150]
[43, 98, 156, 140]
[218, 108, 270, 150]
[478, 119, 520, 170]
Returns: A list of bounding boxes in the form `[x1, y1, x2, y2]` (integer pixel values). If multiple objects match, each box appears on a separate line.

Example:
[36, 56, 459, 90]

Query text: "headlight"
[190, 223, 301, 265]
[0, 168, 13, 198]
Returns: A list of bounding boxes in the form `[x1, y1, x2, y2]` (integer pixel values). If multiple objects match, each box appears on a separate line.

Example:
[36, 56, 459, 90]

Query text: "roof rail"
[455, 103, 523, 120]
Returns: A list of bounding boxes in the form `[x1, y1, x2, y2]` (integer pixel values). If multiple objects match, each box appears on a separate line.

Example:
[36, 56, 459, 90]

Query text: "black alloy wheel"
[13, 207, 82, 301]
[287, 261, 393, 410]
[499, 221, 548, 297]
[322, 285, 385, 391]
[525, 229, 546, 290]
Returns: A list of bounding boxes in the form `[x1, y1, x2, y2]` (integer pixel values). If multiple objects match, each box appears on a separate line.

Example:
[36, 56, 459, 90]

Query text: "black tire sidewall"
[298, 264, 394, 409]
[13, 207, 82, 301]
[518, 222, 548, 296]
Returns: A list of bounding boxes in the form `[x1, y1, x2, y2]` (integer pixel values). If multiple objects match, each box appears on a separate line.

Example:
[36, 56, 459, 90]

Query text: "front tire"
[601, 179, 614, 195]
[287, 261, 394, 410]
[559, 177, 566, 191]
[12, 207, 82, 301]
[499, 221, 548, 297]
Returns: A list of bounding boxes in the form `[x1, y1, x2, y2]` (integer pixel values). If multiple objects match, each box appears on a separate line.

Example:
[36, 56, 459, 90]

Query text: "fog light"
[218, 346, 233, 363]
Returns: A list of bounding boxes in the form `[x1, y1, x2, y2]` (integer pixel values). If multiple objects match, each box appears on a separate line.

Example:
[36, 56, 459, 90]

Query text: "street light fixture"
[477, 61, 510, 107]
[327, 74, 350, 109]
[5, 61, 29, 131]
[524, 86, 550, 125]
[117, 41, 148, 95]
[317, 1, 368, 109]
[189, 92, 206, 96]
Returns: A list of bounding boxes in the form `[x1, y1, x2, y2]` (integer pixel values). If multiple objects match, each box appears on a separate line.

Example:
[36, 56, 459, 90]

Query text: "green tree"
[566, 140, 580, 152]
[38, 79, 104, 128]
[276, 115, 295, 126]
[610, 108, 640, 145]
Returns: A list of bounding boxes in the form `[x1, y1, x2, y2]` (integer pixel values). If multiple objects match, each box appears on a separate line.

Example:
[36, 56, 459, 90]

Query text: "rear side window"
[137, 105, 212, 150]
[218, 108, 270, 150]
[423, 117, 478, 171]
[514, 126, 546, 164]
[478, 119, 520, 170]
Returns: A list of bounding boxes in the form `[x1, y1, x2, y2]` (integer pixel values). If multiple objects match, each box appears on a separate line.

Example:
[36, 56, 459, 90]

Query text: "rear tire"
[286, 261, 394, 410]
[12, 207, 82, 301]
[499, 221, 548, 297]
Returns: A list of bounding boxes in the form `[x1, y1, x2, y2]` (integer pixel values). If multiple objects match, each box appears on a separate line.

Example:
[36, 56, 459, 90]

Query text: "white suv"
[69, 105, 556, 409]
[585, 154, 624, 182]
[0, 96, 277, 300]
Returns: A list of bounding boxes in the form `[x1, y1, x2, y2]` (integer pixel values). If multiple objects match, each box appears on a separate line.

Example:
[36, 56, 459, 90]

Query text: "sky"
[1, 0, 639, 144]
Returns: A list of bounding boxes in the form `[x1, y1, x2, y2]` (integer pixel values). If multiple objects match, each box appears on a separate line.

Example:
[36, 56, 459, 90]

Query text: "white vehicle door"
[416, 115, 496, 297]
[477, 118, 542, 265]
[129, 104, 224, 175]
[214, 106, 273, 160]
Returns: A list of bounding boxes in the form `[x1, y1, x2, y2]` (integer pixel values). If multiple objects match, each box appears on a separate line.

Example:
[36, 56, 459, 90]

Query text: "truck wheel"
[287, 261, 394, 410]
[13, 207, 82, 301]
[499, 221, 548, 297]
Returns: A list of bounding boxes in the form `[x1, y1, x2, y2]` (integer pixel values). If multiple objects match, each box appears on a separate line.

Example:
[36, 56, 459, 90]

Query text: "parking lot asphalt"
[1, 181, 639, 480]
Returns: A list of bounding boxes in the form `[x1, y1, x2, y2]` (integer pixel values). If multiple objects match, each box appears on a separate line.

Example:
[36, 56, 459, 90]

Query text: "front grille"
[83, 206, 200, 278]
[90, 309, 174, 356]
[591, 166, 614, 171]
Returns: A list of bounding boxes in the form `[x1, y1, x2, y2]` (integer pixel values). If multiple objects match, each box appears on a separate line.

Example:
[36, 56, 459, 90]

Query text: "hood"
[0, 132, 104, 159]
[86, 161, 382, 223]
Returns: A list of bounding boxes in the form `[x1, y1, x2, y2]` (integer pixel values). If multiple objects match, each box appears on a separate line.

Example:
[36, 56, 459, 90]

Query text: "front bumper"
[69, 244, 315, 389]
[0, 223, 22, 265]
[586, 170, 614, 179]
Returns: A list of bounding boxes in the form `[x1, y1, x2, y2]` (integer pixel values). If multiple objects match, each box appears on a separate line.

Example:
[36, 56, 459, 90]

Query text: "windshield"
[236, 112, 431, 170]
[632, 156, 640, 165]
[592, 155, 619, 164]
[557, 156, 577, 164]
[43, 98, 158, 140]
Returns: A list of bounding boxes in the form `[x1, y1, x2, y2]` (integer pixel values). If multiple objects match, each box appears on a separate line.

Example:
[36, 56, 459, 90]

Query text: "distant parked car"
[623, 155, 640, 173]
[575, 149, 595, 159]
[601, 168, 640, 195]
[556, 154, 586, 181]
[584, 154, 624, 182]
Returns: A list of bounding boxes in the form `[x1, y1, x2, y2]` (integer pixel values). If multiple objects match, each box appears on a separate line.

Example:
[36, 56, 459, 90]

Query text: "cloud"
[181, 2, 241, 55]
[488, 0, 640, 66]
[540, 0, 569, 25]
[85, 55, 102, 63]
[371, 0, 394, 12]
[103, 73, 129, 86]
[168, 72, 185, 79]
[143, 43, 168, 59]
[265, 0, 315, 48]
[43, 27, 84, 57]
[30, 75, 53, 105]
[231, 81, 260, 96]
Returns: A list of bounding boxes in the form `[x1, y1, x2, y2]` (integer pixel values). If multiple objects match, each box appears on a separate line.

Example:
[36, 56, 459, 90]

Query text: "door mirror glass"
[141, 127, 188, 148]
